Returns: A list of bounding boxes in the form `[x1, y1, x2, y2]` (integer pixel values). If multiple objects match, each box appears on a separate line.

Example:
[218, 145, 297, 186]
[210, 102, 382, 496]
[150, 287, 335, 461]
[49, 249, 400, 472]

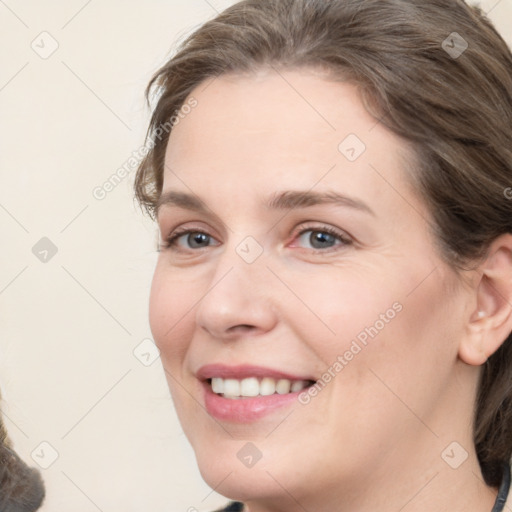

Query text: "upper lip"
[196, 364, 316, 382]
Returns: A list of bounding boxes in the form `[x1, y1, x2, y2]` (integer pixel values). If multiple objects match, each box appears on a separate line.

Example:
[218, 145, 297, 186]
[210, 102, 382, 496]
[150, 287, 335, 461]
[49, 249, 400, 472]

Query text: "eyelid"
[291, 222, 351, 239]
[157, 217, 222, 248]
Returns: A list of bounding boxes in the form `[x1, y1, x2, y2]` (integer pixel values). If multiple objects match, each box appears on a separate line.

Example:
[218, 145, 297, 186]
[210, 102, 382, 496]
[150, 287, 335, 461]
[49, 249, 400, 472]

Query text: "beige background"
[0, 1, 511, 511]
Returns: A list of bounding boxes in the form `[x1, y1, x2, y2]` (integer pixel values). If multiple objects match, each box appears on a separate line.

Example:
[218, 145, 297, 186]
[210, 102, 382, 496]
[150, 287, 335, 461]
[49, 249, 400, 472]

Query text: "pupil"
[311, 231, 334, 249]
[189, 233, 209, 248]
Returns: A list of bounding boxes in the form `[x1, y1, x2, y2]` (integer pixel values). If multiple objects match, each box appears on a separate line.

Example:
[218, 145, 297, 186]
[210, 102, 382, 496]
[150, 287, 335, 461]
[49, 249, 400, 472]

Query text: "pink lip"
[196, 364, 316, 423]
[196, 364, 315, 382]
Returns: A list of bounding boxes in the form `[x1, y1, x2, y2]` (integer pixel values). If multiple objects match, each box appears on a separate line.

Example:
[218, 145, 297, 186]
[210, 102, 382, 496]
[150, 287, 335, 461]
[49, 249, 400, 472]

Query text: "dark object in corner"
[0, 411, 45, 511]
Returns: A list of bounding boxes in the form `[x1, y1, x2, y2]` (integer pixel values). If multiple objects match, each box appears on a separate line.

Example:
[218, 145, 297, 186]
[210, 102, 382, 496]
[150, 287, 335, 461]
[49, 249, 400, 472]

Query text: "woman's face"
[150, 69, 474, 506]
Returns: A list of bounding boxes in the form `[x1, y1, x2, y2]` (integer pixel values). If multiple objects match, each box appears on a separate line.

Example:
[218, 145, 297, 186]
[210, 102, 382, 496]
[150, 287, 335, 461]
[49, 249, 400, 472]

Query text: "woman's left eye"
[292, 226, 352, 252]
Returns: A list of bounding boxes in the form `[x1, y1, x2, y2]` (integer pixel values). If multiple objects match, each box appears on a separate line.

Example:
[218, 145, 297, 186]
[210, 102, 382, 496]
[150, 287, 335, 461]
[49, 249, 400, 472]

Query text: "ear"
[459, 233, 512, 366]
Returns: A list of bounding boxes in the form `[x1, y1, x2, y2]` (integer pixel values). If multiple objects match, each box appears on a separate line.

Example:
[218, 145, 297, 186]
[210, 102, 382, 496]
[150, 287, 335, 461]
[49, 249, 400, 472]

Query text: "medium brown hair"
[134, 0, 512, 487]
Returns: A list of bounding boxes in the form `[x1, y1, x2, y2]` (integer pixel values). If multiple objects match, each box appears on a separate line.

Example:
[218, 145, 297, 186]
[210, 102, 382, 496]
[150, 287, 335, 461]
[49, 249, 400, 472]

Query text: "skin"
[149, 68, 512, 512]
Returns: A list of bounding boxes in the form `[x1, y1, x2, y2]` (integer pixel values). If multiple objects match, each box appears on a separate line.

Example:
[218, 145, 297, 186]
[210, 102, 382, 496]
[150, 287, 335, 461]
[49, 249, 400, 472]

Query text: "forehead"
[162, 68, 420, 217]
[166, 68, 377, 164]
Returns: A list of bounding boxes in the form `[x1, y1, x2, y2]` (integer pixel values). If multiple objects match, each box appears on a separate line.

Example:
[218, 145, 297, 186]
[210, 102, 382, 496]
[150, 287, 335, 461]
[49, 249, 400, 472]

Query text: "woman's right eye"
[159, 229, 220, 252]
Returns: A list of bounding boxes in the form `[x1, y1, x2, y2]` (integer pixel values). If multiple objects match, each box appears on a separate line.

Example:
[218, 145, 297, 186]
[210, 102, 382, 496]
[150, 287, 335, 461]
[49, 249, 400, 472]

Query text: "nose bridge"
[210, 232, 268, 291]
[194, 235, 276, 338]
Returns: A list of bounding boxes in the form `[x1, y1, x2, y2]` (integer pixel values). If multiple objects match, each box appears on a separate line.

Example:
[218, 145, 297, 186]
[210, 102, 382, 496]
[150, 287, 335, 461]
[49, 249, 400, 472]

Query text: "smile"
[209, 377, 314, 399]
[197, 364, 317, 422]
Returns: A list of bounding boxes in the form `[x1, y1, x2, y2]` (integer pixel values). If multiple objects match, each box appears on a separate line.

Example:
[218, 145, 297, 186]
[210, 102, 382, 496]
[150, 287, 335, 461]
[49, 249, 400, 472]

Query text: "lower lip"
[202, 381, 306, 423]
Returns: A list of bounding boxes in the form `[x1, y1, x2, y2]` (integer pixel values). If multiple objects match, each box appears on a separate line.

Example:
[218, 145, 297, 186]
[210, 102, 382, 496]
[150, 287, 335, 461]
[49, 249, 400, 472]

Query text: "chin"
[193, 439, 305, 504]
[198, 462, 281, 504]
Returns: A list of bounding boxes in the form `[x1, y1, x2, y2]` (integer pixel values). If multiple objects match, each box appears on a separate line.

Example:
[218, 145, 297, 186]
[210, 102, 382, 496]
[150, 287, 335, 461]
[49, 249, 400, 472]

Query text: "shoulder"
[213, 502, 244, 512]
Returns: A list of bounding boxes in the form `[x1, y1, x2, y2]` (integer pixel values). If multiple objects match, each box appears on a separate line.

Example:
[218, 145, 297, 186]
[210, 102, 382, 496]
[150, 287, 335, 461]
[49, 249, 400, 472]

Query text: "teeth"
[290, 380, 305, 392]
[240, 377, 260, 397]
[223, 379, 240, 398]
[211, 377, 224, 394]
[260, 377, 276, 396]
[276, 379, 291, 394]
[209, 377, 311, 399]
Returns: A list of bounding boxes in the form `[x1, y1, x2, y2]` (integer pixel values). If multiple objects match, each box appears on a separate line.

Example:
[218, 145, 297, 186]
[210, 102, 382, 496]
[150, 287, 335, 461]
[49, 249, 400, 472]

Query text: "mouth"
[207, 376, 316, 399]
[197, 364, 317, 422]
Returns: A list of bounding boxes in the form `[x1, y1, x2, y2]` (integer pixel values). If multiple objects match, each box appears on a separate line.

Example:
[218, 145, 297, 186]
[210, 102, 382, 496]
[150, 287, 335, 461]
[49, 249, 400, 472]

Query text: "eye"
[160, 228, 219, 251]
[291, 225, 352, 252]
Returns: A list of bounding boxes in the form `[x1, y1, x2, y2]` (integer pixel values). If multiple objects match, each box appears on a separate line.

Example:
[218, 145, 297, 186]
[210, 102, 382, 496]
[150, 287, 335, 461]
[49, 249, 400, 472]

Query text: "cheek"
[281, 265, 400, 358]
[148, 264, 195, 365]
[336, 269, 462, 427]
[289, 262, 459, 401]
[149, 265, 203, 427]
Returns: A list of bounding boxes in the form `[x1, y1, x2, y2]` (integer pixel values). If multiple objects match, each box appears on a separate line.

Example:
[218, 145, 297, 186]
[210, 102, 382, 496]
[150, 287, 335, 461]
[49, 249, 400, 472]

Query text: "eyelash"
[159, 224, 353, 254]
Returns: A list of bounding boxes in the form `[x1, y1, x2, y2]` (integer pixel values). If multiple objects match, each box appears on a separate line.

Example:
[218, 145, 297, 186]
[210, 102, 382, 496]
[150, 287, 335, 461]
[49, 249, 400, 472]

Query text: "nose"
[195, 253, 278, 340]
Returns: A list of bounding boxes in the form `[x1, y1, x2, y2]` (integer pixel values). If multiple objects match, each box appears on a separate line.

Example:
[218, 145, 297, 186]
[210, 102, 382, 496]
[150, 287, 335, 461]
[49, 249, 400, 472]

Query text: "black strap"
[492, 463, 511, 512]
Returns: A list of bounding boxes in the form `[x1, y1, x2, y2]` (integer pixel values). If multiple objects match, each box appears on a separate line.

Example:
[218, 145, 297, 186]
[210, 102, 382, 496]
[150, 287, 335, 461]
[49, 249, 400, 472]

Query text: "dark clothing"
[214, 502, 244, 512]
[215, 462, 511, 512]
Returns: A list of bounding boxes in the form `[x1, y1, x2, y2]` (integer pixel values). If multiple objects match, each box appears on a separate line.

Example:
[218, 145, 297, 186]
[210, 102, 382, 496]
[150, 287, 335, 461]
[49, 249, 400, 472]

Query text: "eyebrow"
[155, 189, 375, 219]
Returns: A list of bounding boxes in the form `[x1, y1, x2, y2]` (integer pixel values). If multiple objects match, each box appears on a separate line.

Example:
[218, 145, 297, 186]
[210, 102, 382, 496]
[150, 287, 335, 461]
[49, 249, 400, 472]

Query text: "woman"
[134, 0, 512, 510]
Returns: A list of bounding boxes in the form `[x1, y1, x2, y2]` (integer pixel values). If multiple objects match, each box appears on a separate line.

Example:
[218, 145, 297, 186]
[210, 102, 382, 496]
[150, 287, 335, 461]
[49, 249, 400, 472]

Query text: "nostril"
[228, 324, 255, 333]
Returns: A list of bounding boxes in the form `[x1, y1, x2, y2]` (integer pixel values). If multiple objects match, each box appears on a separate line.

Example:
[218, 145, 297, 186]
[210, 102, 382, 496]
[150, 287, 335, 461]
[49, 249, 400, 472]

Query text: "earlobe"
[460, 306, 490, 365]
[458, 234, 512, 367]
[459, 329, 488, 366]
